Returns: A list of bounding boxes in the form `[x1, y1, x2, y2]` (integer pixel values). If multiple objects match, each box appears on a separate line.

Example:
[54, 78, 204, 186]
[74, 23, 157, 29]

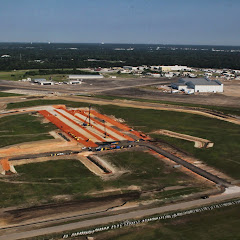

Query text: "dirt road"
[55, 96, 240, 125]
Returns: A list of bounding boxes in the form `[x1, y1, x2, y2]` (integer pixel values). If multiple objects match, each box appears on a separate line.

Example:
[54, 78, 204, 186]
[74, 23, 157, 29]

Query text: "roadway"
[0, 78, 171, 95]
[8, 140, 231, 188]
[0, 190, 239, 240]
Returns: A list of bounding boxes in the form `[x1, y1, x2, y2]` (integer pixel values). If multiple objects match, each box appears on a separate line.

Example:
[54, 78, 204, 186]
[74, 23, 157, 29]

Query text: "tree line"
[0, 43, 240, 70]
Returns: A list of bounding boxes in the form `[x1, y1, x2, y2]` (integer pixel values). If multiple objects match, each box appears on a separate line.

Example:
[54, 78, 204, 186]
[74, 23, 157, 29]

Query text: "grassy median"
[0, 91, 23, 97]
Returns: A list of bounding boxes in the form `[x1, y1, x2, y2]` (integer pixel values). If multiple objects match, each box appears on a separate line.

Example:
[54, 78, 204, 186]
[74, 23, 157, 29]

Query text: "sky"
[0, 0, 240, 45]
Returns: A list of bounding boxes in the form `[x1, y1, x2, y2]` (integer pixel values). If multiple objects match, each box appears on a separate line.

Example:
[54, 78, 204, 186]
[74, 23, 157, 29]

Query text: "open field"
[4, 99, 240, 179]
[0, 70, 77, 82]
[0, 160, 102, 207]
[6, 99, 89, 109]
[0, 92, 23, 97]
[96, 204, 240, 240]
[102, 151, 201, 192]
[25, 74, 68, 82]
[98, 105, 240, 179]
[0, 113, 56, 148]
[0, 151, 202, 208]
[0, 70, 28, 81]
[92, 94, 240, 116]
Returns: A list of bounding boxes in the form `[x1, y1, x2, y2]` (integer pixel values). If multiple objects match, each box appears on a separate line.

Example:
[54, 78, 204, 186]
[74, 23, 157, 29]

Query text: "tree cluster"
[0, 43, 239, 70]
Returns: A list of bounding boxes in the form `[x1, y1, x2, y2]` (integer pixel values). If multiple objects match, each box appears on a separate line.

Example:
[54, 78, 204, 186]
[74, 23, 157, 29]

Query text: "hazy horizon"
[0, 42, 240, 47]
[1, 0, 240, 45]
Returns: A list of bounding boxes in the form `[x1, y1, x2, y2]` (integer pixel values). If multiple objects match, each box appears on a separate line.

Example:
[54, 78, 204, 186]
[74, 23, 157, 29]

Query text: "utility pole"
[103, 120, 107, 138]
[88, 105, 91, 126]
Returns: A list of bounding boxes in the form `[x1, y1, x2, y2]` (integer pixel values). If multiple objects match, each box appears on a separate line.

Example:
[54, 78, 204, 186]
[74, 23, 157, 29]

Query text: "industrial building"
[160, 65, 192, 72]
[171, 78, 223, 93]
[64, 80, 82, 85]
[32, 78, 54, 85]
[68, 74, 103, 80]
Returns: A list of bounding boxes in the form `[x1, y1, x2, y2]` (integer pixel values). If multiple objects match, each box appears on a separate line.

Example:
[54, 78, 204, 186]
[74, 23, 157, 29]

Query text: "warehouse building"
[64, 80, 82, 85]
[171, 78, 223, 93]
[68, 74, 103, 80]
[160, 65, 192, 72]
[32, 78, 54, 85]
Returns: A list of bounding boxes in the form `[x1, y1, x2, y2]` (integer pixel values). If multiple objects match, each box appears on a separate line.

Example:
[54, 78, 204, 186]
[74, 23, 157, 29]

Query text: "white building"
[171, 78, 223, 93]
[1, 55, 11, 58]
[64, 80, 82, 85]
[161, 65, 192, 72]
[32, 78, 53, 85]
[68, 74, 103, 80]
[165, 73, 174, 78]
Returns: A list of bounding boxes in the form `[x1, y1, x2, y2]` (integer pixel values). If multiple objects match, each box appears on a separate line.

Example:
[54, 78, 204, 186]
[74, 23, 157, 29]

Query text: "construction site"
[0, 97, 239, 240]
[0, 104, 151, 176]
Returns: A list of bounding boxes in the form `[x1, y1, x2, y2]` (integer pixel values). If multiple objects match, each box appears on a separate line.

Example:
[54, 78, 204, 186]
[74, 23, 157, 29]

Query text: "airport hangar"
[171, 77, 223, 93]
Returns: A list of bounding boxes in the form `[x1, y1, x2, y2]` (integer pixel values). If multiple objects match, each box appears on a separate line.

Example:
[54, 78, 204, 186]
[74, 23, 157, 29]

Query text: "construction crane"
[103, 119, 107, 138]
[83, 105, 91, 126]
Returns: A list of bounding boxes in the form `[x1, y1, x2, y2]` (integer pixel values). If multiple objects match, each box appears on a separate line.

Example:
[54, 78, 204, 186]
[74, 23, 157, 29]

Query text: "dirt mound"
[2, 192, 141, 224]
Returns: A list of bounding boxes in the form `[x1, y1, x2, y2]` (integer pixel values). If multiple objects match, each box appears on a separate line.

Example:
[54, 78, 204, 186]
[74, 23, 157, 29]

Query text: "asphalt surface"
[139, 142, 231, 187]
[0, 78, 171, 94]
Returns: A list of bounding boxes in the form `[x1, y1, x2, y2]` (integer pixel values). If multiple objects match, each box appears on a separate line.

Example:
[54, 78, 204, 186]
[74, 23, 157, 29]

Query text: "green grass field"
[0, 70, 28, 81]
[0, 113, 56, 147]
[6, 99, 89, 109]
[0, 92, 23, 97]
[0, 151, 203, 207]
[97, 204, 240, 240]
[104, 151, 199, 191]
[0, 160, 102, 207]
[97, 105, 240, 179]
[0, 70, 88, 82]
[93, 94, 240, 116]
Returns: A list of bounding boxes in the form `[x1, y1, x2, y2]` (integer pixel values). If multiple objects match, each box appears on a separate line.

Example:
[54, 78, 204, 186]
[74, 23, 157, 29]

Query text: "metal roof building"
[68, 74, 103, 80]
[171, 78, 223, 93]
[32, 78, 53, 85]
